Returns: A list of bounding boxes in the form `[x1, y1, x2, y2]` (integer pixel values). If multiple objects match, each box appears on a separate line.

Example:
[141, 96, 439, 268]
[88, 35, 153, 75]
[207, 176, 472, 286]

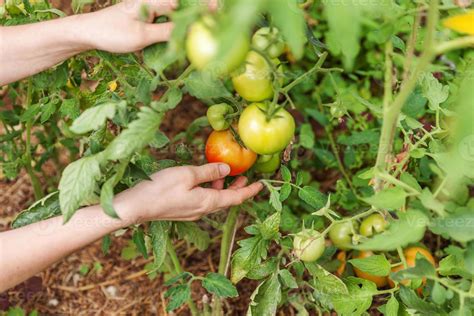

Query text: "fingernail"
[218, 164, 231, 176]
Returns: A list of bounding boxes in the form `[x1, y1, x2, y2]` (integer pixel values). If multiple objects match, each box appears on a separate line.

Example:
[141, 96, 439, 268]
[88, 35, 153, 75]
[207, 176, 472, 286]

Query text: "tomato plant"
[2, 0, 474, 315]
[205, 130, 257, 176]
[238, 103, 295, 155]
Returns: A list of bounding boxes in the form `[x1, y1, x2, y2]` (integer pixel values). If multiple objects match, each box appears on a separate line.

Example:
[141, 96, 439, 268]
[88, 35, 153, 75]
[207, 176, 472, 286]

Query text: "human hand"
[115, 163, 263, 223]
[79, 0, 218, 53]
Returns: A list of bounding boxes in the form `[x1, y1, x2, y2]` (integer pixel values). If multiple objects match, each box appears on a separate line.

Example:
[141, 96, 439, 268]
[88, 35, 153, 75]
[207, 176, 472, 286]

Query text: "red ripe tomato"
[205, 130, 257, 176]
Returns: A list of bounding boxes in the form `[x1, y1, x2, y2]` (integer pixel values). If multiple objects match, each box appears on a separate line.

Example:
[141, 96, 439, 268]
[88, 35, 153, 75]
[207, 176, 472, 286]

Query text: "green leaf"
[278, 269, 298, 289]
[355, 210, 428, 251]
[363, 186, 408, 210]
[132, 228, 148, 259]
[338, 130, 380, 146]
[165, 284, 191, 312]
[430, 207, 474, 242]
[421, 73, 449, 111]
[306, 263, 348, 297]
[400, 173, 422, 193]
[106, 107, 164, 160]
[298, 186, 327, 209]
[175, 222, 211, 251]
[299, 123, 315, 149]
[151, 87, 183, 112]
[59, 155, 103, 222]
[150, 131, 170, 149]
[247, 257, 279, 280]
[20, 103, 41, 122]
[266, 0, 306, 59]
[259, 212, 280, 240]
[281, 165, 291, 182]
[269, 187, 282, 211]
[102, 235, 111, 255]
[390, 256, 436, 282]
[398, 286, 444, 314]
[202, 273, 238, 298]
[247, 274, 282, 316]
[279, 183, 292, 202]
[383, 296, 399, 316]
[60, 99, 80, 119]
[100, 176, 120, 219]
[231, 235, 268, 283]
[183, 71, 231, 99]
[324, 0, 361, 70]
[419, 188, 445, 215]
[431, 282, 447, 305]
[332, 277, 376, 316]
[349, 254, 391, 276]
[12, 192, 61, 228]
[150, 221, 170, 269]
[70, 101, 119, 134]
[40, 101, 57, 123]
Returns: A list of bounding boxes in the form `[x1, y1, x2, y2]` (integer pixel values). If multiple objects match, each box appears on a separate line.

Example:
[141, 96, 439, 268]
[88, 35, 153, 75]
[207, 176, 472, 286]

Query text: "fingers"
[215, 182, 264, 209]
[145, 22, 174, 43]
[212, 178, 225, 190]
[228, 176, 248, 189]
[190, 163, 231, 185]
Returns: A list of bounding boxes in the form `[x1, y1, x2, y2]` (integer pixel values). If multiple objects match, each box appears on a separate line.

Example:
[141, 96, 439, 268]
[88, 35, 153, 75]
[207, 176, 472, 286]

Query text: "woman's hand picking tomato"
[232, 51, 276, 102]
[352, 251, 388, 288]
[238, 103, 295, 155]
[186, 16, 249, 75]
[205, 130, 257, 176]
[207, 103, 233, 131]
[293, 229, 326, 262]
[254, 153, 281, 174]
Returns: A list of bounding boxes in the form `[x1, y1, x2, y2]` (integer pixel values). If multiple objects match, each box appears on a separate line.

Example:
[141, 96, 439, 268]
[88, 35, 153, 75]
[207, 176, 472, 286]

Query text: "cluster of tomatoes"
[185, 16, 295, 176]
[293, 214, 436, 291]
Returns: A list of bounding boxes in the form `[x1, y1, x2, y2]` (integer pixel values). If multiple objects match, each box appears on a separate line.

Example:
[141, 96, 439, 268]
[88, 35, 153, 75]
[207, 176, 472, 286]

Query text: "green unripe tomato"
[293, 229, 326, 262]
[254, 153, 281, 174]
[207, 103, 233, 131]
[328, 222, 356, 250]
[359, 213, 388, 237]
[186, 16, 250, 75]
[252, 27, 285, 58]
[238, 103, 295, 155]
[232, 51, 276, 102]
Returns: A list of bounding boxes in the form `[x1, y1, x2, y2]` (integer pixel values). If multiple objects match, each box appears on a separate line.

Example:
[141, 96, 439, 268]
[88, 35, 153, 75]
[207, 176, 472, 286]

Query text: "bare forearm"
[0, 15, 92, 86]
[0, 199, 135, 292]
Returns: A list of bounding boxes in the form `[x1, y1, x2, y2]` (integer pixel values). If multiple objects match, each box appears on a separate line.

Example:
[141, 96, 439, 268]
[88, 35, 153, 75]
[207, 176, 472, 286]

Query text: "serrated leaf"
[430, 207, 474, 242]
[363, 186, 408, 210]
[247, 257, 279, 280]
[70, 101, 119, 134]
[349, 254, 391, 276]
[298, 186, 326, 209]
[40, 101, 56, 123]
[106, 107, 163, 160]
[231, 235, 269, 283]
[12, 192, 61, 228]
[175, 222, 211, 251]
[150, 221, 170, 269]
[59, 155, 103, 222]
[260, 212, 280, 240]
[269, 187, 282, 211]
[202, 273, 238, 298]
[278, 269, 298, 289]
[132, 228, 148, 259]
[183, 71, 231, 99]
[150, 131, 170, 149]
[332, 277, 376, 316]
[247, 274, 282, 316]
[398, 286, 443, 314]
[165, 284, 191, 312]
[151, 87, 183, 112]
[383, 295, 399, 316]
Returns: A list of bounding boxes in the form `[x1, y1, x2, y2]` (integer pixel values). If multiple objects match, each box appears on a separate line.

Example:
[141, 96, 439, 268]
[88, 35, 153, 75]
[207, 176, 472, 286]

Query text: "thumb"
[191, 163, 231, 184]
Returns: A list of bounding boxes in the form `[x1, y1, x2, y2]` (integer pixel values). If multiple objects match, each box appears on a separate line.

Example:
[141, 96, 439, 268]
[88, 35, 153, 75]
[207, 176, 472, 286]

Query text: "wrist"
[63, 13, 97, 52]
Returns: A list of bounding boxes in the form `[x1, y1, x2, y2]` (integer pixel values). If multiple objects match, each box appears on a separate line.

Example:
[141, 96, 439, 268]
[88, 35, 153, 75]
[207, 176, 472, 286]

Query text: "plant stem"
[373, 0, 439, 191]
[212, 206, 240, 316]
[166, 238, 199, 316]
[282, 52, 328, 93]
[23, 80, 43, 200]
[435, 36, 474, 55]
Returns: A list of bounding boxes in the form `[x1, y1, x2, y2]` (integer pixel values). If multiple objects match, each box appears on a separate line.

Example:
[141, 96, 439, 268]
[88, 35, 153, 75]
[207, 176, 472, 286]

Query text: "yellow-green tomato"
[238, 103, 295, 155]
[254, 154, 281, 174]
[207, 103, 233, 131]
[232, 51, 275, 102]
[328, 222, 355, 250]
[293, 229, 326, 262]
[186, 16, 249, 75]
[359, 213, 388, 237]
[252, 27, 285, 58]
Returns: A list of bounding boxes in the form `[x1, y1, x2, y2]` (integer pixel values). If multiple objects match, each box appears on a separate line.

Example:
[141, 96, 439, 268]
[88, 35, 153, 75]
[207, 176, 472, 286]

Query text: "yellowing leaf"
[443, 10, 474, 35]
